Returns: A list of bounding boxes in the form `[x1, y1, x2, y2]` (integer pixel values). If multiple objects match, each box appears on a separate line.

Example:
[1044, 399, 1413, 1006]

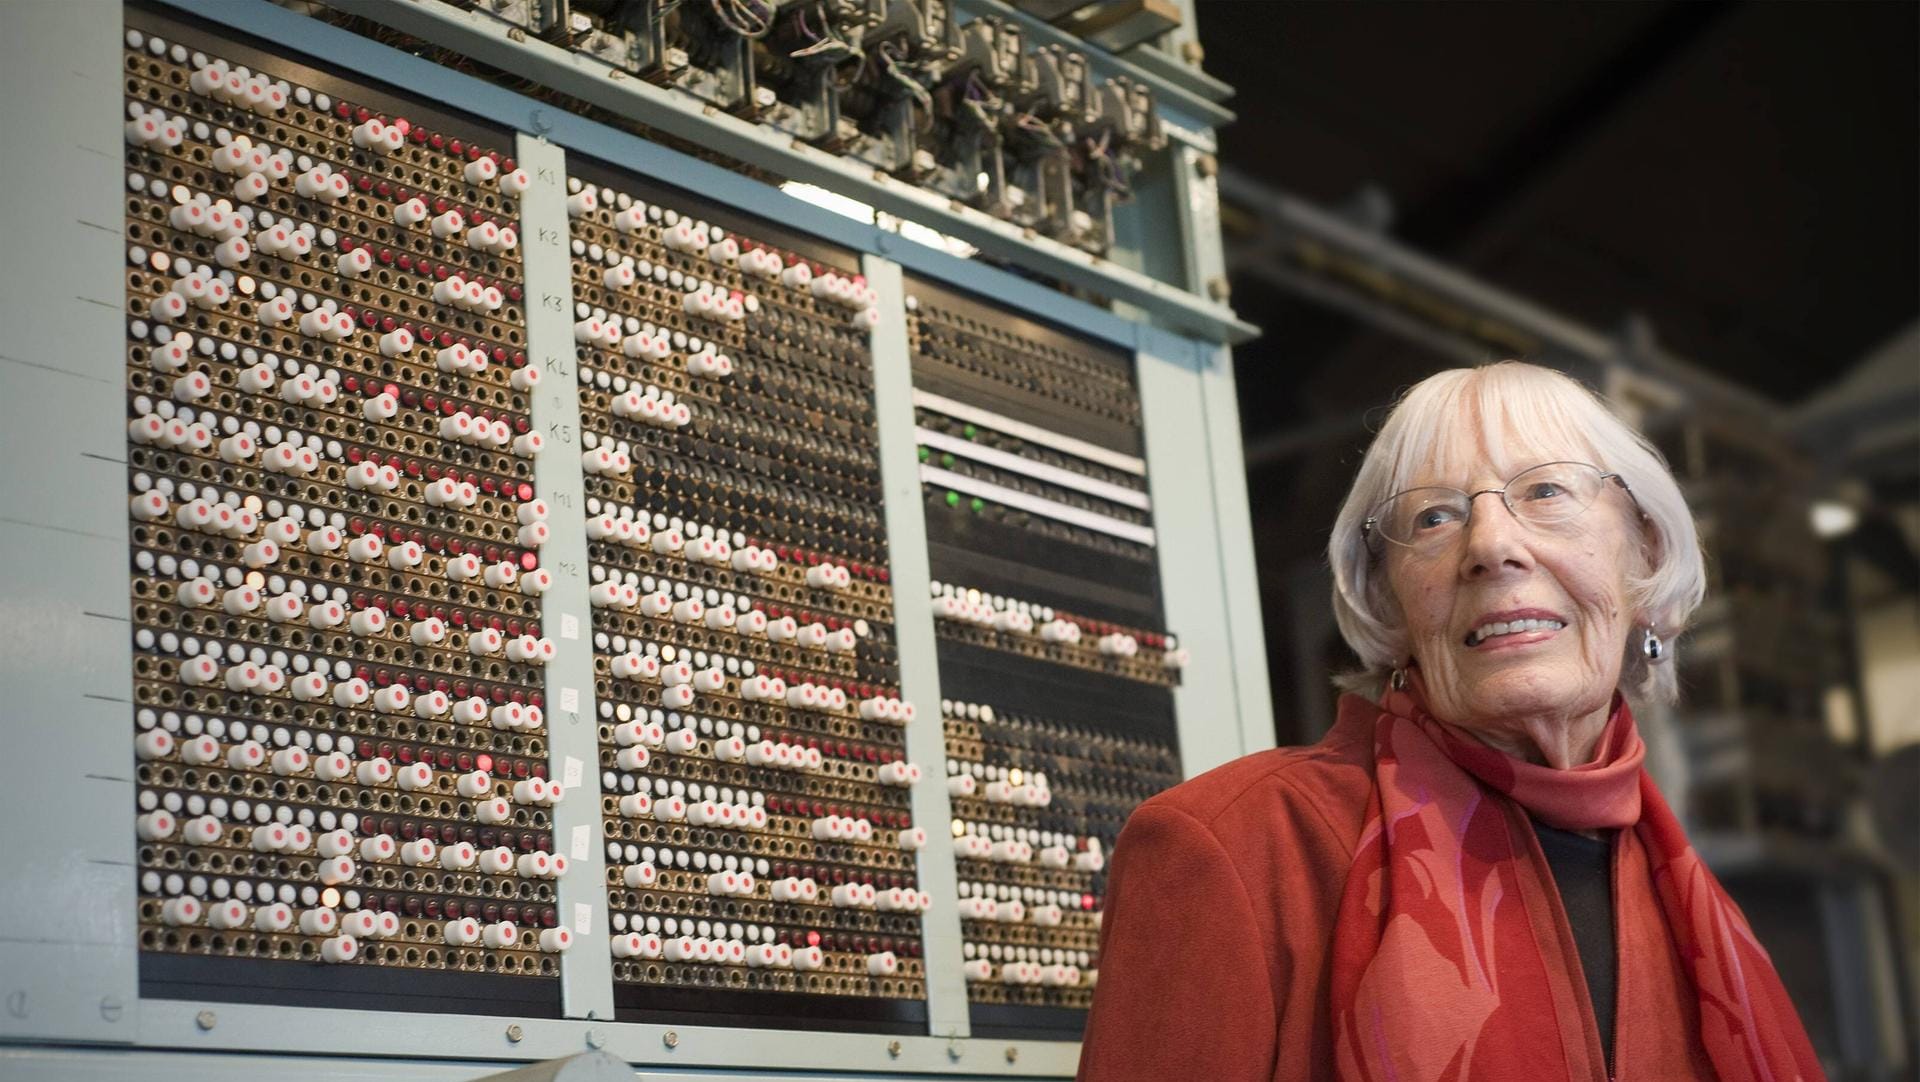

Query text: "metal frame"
[0, 0, 1273, 1076]
[1136, 142, 1275, 772]
[1136, 335, 1275, 775]
[0, 0, 145, 1049]
[1, 1045, 1070, 1082]
[516, 132, 619, 1023]
[862, 255, 973, 1041]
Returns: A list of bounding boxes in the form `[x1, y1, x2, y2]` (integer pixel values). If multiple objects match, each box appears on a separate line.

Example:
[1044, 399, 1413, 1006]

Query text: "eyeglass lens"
[1372, 462, 1607, 547]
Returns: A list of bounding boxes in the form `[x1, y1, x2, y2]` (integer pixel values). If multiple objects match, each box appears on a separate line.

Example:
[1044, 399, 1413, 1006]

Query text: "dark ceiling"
[1200, 0, 1918, 419]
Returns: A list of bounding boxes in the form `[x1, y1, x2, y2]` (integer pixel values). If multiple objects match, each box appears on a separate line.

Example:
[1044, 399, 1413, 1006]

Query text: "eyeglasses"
[1362, 461, 1638, 551]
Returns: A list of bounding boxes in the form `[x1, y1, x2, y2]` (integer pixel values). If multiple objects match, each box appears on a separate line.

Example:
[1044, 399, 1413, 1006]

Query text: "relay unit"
[0, 0, 1264, 1077]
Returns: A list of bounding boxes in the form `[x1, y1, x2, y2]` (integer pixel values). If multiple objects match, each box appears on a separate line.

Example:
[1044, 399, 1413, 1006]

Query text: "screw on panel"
[663, 1030, 680, 1049]
[1180, 40, 1205, 66]
[1194, 154, 1219, 180]
[1006, 1045, 1020, 1063]
[505, 1023, 525, 1043]
[887, 1040, 903, 1058]
[1206, 275, 1232, 302]
[586, 1028, 606, 1049]
[99, 996, 124, 1023]
[194, 1010, 216, 1031]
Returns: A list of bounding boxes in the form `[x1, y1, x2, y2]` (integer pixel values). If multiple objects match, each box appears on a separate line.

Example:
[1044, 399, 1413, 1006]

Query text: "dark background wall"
[1198, 0, 1917, 742]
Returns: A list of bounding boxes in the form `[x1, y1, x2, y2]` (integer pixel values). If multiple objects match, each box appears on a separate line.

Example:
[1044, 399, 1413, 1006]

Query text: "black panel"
[936, 640, 1174, 746]
[140, 953, 561, 1018]
[613, 983, 927, 1034]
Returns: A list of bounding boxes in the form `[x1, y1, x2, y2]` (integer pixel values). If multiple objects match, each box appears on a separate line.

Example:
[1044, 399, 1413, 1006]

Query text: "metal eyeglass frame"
[1361, 460, 1643, 550]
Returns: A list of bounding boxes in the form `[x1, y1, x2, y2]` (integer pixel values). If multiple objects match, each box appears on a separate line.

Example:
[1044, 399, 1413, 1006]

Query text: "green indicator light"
[969, 498, 985, 513]
[945, 491, 960, 507]
[917, 447, 929, 461]
[940, 453, 955, 468]
[962, 423, 977, 439]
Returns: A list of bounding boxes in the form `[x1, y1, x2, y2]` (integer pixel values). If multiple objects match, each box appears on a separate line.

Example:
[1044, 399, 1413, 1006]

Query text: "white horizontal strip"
[912, 390, 1147, 476]
[919, 465, 1157, 547]
[916, 429, 1151, 511]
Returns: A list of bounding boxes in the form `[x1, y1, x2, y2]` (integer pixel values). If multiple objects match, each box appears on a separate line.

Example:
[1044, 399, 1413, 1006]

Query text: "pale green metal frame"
[0, 0, 1273, 1076]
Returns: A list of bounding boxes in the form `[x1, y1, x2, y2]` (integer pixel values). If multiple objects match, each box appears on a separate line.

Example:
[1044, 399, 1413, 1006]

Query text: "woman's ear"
[1626, 504, 1662, 588]
[1634, 492, 1663, 560]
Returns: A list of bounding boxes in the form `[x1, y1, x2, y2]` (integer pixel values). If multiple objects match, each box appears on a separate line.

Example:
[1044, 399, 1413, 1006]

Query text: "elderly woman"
[1078, 363, 1822, 1082]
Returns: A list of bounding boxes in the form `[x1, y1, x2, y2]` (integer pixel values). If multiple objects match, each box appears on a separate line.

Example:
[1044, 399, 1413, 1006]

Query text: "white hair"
[1328, 361, 1705, 705]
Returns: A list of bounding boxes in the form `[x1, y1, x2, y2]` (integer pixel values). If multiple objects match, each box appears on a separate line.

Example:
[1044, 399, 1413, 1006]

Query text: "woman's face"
[1382, 435, 1646, 735]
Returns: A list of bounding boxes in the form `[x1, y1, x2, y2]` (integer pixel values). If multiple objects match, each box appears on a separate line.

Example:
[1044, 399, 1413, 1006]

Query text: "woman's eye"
[1414, 507, 1459, 530]
[1521, 482, 1564, 501]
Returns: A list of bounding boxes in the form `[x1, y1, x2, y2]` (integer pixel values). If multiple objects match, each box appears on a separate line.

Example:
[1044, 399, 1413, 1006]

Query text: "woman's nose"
[1459, 491, 1532, 575]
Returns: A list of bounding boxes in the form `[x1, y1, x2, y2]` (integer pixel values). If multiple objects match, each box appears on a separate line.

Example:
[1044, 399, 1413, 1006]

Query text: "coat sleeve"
[1076, 801, 1277, 1081]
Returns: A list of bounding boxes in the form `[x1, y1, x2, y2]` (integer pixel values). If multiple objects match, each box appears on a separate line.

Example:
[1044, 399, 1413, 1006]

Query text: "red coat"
[1077, 693, 1723, 1081]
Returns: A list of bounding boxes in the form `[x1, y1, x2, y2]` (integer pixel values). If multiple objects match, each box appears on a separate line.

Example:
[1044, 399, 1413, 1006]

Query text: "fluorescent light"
[778, 181, 875, 224]
[891, 217, 979, 259]
[779, 183, 978, 260]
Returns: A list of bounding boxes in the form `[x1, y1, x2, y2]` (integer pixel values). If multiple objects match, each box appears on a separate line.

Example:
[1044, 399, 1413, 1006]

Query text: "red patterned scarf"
[1330, 673, 1824, 1082]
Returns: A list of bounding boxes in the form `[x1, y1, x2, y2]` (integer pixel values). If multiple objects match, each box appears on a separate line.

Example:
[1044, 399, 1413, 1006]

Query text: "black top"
[1532, 821, 1617, 1072]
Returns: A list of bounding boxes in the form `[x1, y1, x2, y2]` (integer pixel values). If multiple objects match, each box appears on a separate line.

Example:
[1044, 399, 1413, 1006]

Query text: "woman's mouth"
[1464, 617, 1567, 647]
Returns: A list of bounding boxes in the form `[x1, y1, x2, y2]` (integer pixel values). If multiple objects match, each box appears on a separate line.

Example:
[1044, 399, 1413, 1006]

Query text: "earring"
[1641, 626, 1666, 663]
[1389, 666, 1409, 691]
